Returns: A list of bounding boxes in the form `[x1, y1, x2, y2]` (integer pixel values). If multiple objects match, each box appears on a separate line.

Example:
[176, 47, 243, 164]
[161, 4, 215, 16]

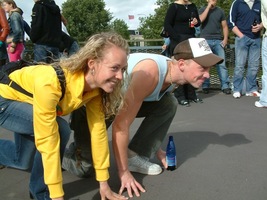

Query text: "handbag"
[160, 3, 178, 38]
[160, 27, 169, 38]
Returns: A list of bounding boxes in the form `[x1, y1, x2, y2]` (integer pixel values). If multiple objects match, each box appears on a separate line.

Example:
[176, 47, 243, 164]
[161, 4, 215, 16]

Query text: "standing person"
[61, 14, 70, 35]
[16, 7, 31, 39]
[0, 4, 9, 66]
[255, 1, 267, 107]
[2, 0, 24, 62]
[0, 32, 129, 200]
[112, 38, 223, 198]
[59, 31, 79, 58]
[161, 37, 170, 57]
[164, 0, 202, 106]
[228, 0, 263, 98]
[16, 7, 31, 60]
[199, 0, 231, 95]
[30, 0, 61, 63]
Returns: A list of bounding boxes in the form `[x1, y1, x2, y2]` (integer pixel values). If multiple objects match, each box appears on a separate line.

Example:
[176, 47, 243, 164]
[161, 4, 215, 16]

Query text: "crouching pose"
[0, 32, 129, 200]
[63, 38, 223, 198]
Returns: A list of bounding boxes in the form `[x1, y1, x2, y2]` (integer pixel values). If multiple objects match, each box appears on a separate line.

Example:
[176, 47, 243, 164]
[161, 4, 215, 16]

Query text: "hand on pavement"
[119, 170, 146, 198]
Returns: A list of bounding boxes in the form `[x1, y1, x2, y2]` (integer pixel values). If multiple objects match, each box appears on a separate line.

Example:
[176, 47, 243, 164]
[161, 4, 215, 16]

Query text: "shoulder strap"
[53, 64, 66, 101]
[0, 64, 66, 101]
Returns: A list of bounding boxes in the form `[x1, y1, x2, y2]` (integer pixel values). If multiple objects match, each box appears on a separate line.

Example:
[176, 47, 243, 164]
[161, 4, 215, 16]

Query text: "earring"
[90, 69, 95, 76]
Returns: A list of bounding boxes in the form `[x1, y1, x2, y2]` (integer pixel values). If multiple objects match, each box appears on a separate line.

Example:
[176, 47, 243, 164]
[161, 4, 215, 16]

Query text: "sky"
[16, 0, 158, 30]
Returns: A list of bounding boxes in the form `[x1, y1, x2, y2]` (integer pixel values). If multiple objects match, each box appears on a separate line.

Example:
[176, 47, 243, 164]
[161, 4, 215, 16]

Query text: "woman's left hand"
[192, 18, 198, 25]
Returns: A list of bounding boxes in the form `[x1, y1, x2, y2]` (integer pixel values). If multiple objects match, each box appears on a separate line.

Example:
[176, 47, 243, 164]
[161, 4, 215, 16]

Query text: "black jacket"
[30, 0, 61, 47]
[59, 31, 76, 53]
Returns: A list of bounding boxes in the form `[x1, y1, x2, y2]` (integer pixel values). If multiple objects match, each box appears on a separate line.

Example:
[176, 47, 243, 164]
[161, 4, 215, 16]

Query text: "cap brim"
[193, 53, 224, 68]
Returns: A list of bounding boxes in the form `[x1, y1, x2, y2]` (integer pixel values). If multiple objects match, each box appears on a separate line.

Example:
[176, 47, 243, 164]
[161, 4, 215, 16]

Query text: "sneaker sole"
[246, 93, 260, 97]
[255, 102, 267, 108]
[233, 96, 241, 99]
[128, 166, 162, 175]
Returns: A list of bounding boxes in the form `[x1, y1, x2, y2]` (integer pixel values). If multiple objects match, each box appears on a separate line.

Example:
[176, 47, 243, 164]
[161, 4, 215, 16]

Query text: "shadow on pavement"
[167, 131, 251, 167]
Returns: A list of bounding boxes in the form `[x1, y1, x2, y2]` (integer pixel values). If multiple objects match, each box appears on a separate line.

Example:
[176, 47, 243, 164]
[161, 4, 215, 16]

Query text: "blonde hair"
[59, 32, 130, 118]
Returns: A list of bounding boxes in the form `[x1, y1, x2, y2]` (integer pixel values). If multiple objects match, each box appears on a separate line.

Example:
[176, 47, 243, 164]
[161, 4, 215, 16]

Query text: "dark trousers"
[173, 84, 197, 101]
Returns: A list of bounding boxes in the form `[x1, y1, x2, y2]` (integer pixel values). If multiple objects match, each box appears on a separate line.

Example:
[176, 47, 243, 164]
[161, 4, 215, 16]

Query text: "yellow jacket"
[0, 65, 110, 198]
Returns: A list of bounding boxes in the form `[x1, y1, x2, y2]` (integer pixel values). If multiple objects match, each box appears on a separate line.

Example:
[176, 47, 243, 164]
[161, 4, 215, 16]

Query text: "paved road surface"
[1, 90, 267, 200]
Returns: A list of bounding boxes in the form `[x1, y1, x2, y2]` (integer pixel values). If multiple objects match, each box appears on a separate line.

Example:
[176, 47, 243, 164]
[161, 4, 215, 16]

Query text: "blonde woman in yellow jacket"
[0, 32, 129, 200]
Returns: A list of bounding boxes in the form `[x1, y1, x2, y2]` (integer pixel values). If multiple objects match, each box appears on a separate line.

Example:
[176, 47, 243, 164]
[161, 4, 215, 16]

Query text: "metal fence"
[24, 43, 262, 89]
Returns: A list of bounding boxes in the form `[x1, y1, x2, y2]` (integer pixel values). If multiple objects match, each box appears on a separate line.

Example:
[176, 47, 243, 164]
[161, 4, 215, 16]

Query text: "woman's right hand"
[8, 46, 15, 53]
[99, 181, 128, 200]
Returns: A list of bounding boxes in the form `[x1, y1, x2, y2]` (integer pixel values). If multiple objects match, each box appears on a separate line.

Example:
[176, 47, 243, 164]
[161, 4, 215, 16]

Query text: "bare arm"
[199, 2, 214, 23]
[221, 20, 229, 47]
[112, 60, 159, 198]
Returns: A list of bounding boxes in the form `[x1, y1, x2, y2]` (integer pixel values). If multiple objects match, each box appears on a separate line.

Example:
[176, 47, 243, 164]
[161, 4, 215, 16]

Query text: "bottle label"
[166, 155, 177, 166]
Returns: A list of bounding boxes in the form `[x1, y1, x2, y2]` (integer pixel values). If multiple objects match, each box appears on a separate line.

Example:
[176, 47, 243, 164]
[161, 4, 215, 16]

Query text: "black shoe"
[222, 88, 231, 95]
[29, 191, 34, 199]
[191, 98, 203, 103]
[178, 99, 190, 106]
[202, 88, 209, 94]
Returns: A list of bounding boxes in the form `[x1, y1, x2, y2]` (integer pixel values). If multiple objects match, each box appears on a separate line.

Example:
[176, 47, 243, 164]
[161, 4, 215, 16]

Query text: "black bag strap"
[53, 65, 66, 101]
[0, 64, 66, 101]
[9, 80, 33, 98]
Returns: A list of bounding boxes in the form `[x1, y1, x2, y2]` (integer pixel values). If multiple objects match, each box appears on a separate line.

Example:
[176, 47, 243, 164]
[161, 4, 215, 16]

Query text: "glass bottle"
[166, 135, 177, 171]
[189, 12, 195, 28]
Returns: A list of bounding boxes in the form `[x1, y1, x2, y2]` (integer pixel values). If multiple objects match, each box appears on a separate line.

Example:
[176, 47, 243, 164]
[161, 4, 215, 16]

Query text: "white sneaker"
[246, 91, 260, 97]
[128, 155, 162, 175]
[233, 92, 241, 98]
[255, 101, 267, 108]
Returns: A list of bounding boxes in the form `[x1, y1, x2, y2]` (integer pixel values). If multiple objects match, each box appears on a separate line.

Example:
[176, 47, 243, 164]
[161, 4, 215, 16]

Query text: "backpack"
[0, 59, 66, 101]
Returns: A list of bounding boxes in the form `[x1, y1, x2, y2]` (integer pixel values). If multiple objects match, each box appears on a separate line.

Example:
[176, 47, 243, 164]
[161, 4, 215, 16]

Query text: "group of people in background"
[0, 0, 79, 66]
[0, 0, 267, 200]
[162, 0, 264, 105]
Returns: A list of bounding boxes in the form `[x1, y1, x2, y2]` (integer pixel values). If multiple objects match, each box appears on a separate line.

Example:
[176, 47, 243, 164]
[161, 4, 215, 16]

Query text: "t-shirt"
[199, 7, 226, 40]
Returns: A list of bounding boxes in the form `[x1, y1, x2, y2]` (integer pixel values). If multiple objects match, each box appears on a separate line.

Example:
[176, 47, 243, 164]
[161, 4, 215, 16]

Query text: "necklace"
[169, 64, 173, 85]
[184, 4, 188, 9]
[169, 63, 178, 89]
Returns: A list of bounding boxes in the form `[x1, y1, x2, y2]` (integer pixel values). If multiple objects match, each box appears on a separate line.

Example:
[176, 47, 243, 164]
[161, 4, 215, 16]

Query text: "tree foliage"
[61, 0, 234, 41]
[109, 19, 130, 40]
[61, 0, 112, 42]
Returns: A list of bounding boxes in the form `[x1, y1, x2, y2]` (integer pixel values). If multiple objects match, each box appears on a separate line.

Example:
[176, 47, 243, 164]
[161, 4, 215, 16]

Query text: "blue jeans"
[0, 96, 71, 200]
[233, 36, 261, 93]
[202, 39, 230, 90]
[259, 36, 267, 106]
[69, 41, 79, 56]
[34, 44, 60, 63]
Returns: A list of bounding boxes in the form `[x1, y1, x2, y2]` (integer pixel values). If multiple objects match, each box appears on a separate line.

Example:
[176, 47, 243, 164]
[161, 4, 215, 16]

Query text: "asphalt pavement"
[1, 90, 267, 200]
